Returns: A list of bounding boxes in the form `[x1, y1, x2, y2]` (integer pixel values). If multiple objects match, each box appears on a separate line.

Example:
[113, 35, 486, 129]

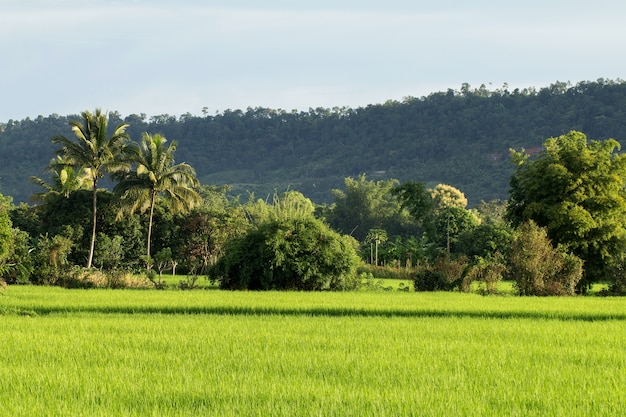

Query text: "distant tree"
[0, 228, 33, 284]
[179, 204, 248, 275]
[115, 133, 201, 270]
[430, 183, 468, 212]
[391, 181, 433, 229]
[474, 199, 507, 224]
[153, 247, 173, 278]
[464, 254, 506, 295]
[211, 216, 360, 291]
[431, 206, 479, 253]
[507, 131, 626, 289]
[365, 228, 388, 266]
[457, 221, 513, 259]
[328, 175, 416, 242]
[246, 191, 316, 226]
[51, 109, 131, 268]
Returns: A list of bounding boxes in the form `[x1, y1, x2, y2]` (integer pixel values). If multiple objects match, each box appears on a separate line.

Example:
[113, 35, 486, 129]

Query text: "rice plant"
[1, 286, 625, 416]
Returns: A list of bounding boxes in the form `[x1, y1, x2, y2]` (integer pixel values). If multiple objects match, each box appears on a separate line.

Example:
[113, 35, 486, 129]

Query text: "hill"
[1, 79, 625, 206]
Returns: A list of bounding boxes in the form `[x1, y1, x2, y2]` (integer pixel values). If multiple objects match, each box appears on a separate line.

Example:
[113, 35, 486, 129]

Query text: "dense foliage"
[2, 79, 626, 205]
[507, 131, 626, 289]
[211, 193, 361, 291]
[506, 221, 583, 296]
[3, 80, 626, 294]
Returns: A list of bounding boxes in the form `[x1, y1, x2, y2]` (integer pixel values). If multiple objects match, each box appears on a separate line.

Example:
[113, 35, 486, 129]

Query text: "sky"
[1, 0, 625, 121]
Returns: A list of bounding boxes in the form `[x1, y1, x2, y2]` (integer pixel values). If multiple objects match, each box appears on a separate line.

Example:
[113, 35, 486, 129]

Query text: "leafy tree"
[603, 255, 626, 295]
[457, 222, 513, 259]
[507, 131, 626, 289]
[0, 195, 18, 284]
[474, 199, 507, 224]
[391, 181, 433, 229]
[92, 233, 124, 270]
[51, 109, 131, 268]
[115, 133, 201, 269]
[0, 228, 34, 284]
[178, 205, 248, 275]
[327, 175, 417, 242]
[154, 247, 173, 278]
[246, 190, 316, 226]
[431, 206, 479, 253]
[430, 183, 468, 212]
[365, 228, 387, 266]
[211, 216, 360, 291]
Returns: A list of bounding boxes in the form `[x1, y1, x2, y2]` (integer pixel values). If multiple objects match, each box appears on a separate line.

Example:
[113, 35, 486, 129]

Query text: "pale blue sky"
[1, 0, 625, 120]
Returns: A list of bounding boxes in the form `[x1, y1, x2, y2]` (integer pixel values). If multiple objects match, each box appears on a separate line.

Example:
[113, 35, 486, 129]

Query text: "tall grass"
[1, 286, 626, 416]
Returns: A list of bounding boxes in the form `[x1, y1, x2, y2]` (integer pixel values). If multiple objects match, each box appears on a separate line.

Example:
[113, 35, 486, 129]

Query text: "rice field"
[1, 286, 626, 416]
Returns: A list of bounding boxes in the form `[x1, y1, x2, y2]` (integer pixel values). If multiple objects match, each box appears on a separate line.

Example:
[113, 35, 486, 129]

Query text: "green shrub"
[357, 264, 414, 280]
[507, 221, 583, 296]
[60, 267, 149, 289]
[413, 252, 468, 291]
[463, 254, 506, 295]
[30, 234, 73, 285]
[210, 215, 360, 291]
[414, 269, 448, 291]
[601, 256, 626, 295]
[0, 228, 34, 284]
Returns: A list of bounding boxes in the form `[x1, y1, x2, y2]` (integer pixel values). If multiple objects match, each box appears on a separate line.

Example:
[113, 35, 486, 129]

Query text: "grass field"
[1, 285, 626, 416]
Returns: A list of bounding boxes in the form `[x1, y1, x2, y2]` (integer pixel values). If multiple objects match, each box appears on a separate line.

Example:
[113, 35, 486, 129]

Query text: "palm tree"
[51, 109, 130, 268]
[115, 133, 201, 269]
[30, 156, 93, 203]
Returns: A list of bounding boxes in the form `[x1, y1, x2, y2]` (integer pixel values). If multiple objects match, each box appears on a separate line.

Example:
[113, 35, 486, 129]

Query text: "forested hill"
[1, 79, 625, 206]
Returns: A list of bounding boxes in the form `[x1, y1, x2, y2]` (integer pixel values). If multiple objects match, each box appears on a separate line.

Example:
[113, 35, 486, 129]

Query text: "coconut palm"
[30, 156, 93, 203]
[114, 133, 201, 269]
[51, 109, 130, 268]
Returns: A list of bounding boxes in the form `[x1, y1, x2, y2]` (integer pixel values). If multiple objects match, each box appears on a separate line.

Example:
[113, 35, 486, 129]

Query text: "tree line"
[2, 79, 626, 206]
[1, 109, 626, 295]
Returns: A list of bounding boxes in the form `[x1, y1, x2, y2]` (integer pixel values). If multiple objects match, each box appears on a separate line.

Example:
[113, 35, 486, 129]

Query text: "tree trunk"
[87, 183, 98, 268]
[146, 191, 157, 271]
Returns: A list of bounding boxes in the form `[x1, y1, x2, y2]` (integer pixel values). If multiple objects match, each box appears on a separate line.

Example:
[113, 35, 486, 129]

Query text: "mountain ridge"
[1, 79, 625, 206]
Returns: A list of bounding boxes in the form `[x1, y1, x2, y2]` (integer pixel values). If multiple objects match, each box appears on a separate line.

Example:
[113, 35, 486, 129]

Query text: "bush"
[30, 234, 73, 285]
[1, 228, 34, 284]
[357, 264, 413, 280]
[210, 215, 361, 291]
[507, 221, 583, 296]
[601, 256, 626, 295]
[463, 254, 506, 295]
[60, 267, 149, 289]
[414, 269, 448, 291]
[413, 252, 468, 291]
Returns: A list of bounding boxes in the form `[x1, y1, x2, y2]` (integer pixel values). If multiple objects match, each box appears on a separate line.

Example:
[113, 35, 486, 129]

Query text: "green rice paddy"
[1, 286, 625, 416]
